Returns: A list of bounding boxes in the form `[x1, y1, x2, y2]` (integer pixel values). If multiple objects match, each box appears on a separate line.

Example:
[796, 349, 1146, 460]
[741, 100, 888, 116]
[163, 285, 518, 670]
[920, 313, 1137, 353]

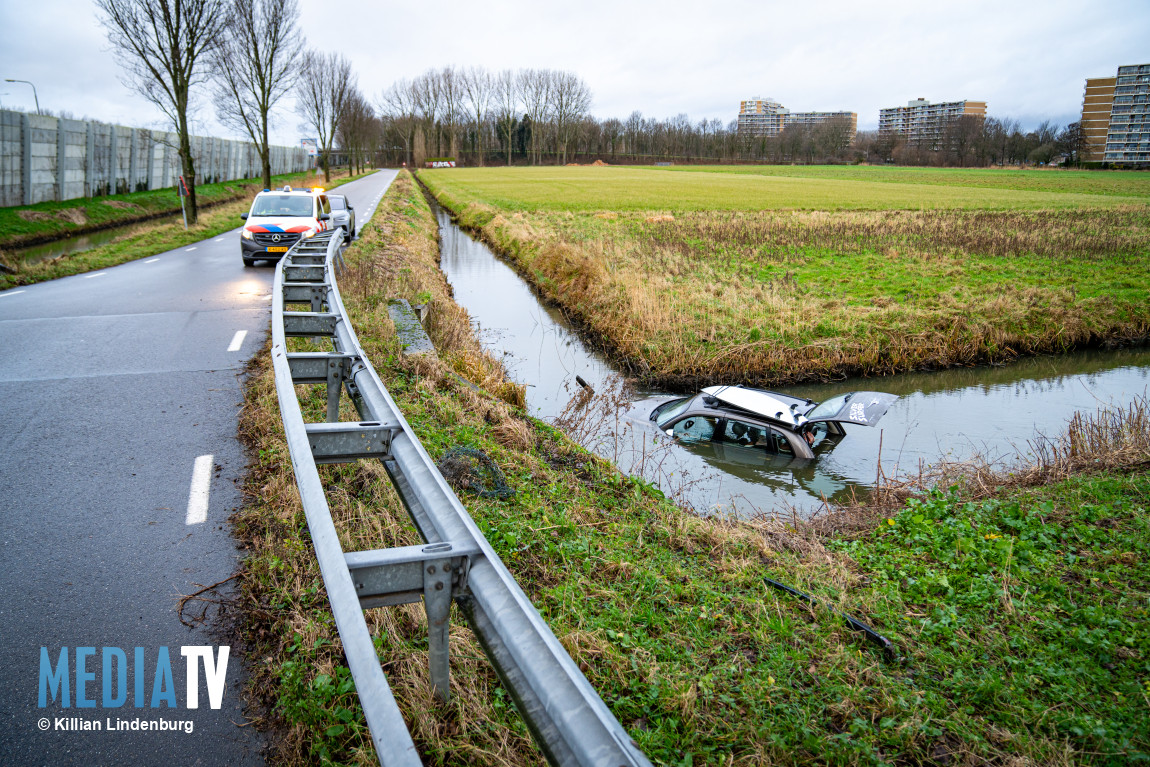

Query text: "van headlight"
[241, 229, 253, 240]
[302, 227, 317, 239]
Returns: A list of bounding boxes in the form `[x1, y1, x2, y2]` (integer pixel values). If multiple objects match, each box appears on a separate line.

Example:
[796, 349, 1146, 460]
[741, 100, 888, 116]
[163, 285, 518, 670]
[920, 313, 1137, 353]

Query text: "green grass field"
[421, 165, 1150, 386]
[422, 165, 1150, 213]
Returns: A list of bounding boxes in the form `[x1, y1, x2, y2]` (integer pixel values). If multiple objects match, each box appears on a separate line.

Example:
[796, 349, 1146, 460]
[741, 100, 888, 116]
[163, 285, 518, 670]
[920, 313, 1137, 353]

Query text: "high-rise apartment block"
[1080, 63, 1150, 165]
[878, 99, 987, 147]
[738, 98, 857, 142]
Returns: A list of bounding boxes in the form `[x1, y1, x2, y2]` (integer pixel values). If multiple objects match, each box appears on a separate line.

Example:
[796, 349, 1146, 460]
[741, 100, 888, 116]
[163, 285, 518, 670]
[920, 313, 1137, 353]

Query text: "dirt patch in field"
[54, 208, 88, 225]
[17, 208, 88, 225]
[102, 200, 141, 210]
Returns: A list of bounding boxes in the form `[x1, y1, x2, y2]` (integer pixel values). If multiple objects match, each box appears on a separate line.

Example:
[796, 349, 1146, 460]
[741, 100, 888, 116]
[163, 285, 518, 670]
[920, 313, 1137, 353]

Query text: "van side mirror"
[240, 212, 248, 219]
[319, 213, 330, 221]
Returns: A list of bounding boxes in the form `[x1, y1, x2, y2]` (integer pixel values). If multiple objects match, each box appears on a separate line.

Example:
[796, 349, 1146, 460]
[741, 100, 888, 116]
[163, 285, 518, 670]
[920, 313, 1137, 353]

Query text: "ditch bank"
[418, 170, 1150, 390]
[233, 169, 1150, 765]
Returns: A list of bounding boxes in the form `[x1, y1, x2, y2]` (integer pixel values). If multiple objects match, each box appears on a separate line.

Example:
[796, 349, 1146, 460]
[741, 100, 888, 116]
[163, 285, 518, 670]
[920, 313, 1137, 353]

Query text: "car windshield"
[329, 197, 346, 210]
[249, 195, 313, 217]
[805, 393, 850, 421]
[655, 397, 693, 428]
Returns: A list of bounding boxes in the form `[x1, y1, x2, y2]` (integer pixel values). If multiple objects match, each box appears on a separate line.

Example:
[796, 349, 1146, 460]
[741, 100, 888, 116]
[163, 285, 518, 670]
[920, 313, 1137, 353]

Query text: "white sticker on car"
[849, 402, 868, 423]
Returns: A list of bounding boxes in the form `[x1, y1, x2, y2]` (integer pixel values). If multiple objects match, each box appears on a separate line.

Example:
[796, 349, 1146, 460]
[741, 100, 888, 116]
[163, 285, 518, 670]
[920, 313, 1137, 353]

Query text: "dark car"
[327, 194, 356, 243]
[650, 385, 897, 461]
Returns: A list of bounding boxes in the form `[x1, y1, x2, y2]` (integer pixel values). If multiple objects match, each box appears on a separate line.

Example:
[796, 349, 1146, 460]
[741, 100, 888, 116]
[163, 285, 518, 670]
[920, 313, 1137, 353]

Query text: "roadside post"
[177, 175, 189, 230]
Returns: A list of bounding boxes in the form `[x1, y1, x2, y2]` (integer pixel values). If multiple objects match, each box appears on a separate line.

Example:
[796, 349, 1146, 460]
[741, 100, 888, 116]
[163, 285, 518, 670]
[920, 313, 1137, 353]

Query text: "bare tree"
[337, 89, 376, 174]
[211, 0, 303, 189]
[378, 78, 419, 167]
[519, 69, 553, 164]
[96, 0, 226, 223]
[462, 66, 493, 166]
[551, 71, 591, 165]
[412, 71, 441, 163]
[438, 66, 463, 159]
[493, 70, 519, 166]
[297, 50, 354, 182]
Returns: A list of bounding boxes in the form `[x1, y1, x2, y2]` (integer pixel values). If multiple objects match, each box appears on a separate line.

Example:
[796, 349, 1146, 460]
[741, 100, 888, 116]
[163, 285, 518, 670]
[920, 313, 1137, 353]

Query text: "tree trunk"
[178, 125, 199, 225]
[261, 112, 272, 189]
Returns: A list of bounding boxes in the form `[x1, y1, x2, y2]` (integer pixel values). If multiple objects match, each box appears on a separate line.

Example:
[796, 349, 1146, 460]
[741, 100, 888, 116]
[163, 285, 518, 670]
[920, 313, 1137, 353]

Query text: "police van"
[239, 186, 333, 266]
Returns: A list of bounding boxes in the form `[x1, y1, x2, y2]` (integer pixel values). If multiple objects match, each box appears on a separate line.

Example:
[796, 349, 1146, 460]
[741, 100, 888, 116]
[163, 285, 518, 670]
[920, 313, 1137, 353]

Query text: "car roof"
[701, 385, 814, 428]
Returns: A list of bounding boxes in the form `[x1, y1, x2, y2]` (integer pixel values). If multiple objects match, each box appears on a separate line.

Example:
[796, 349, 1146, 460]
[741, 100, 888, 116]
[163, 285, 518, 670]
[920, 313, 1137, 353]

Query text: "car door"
[803, 392, 898, 429]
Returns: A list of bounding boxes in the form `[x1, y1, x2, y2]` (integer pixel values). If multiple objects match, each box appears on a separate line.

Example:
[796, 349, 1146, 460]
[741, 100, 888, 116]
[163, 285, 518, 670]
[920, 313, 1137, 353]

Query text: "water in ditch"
[10, 215, 182, 265]
[436, 207, 1150, 516]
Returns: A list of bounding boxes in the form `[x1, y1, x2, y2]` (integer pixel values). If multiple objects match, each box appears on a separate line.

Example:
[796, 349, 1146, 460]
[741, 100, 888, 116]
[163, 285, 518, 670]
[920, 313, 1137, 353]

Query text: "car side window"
[671, 416, 717, 444]
[770, 428, 794, 454]
[720, 419, 767, 447]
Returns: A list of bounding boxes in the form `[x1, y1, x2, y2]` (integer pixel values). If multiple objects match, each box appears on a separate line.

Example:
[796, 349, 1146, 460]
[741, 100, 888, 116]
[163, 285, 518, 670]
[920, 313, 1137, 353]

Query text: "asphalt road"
[0, 169, 399, 766]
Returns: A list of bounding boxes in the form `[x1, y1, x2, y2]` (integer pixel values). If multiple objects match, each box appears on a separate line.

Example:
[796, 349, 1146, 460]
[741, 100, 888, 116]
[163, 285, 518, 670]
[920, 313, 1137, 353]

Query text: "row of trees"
[369, 68, 1084, 168]
[378, 67, 593, 167]
[96, 0, 360, 224]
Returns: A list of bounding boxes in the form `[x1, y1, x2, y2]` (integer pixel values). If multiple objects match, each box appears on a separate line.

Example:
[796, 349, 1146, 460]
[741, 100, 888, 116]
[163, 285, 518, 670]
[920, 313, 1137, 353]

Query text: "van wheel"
[242, 256, 256, 267]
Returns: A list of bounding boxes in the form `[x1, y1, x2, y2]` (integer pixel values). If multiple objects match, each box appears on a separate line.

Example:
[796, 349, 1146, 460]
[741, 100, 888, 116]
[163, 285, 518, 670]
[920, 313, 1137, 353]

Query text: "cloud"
[2, 0, 1146, 139]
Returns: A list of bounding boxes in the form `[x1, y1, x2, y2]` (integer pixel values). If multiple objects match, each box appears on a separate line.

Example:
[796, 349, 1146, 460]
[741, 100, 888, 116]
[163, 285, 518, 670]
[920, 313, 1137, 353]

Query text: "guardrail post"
[422, 549, 454, 702]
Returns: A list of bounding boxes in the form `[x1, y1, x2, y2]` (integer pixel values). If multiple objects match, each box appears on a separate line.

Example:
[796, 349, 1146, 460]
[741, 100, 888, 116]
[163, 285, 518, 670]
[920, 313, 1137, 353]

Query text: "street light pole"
[5, 79, 40, 115]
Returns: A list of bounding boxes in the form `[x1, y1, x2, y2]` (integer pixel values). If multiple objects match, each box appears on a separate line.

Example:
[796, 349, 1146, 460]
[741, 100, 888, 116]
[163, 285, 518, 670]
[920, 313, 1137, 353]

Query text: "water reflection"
[436, 206, 1150, 517]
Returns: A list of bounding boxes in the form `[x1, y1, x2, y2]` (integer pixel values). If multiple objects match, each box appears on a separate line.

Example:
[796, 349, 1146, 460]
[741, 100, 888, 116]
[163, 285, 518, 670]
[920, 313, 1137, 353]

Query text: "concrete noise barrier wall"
[0, 110, 310, 207]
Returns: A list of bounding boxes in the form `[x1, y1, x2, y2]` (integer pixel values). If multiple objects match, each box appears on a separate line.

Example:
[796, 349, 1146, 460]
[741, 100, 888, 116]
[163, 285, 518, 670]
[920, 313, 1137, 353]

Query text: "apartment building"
[1080, 63, 1150, 165]
[878, 98, 987, 147]
[738, 98, 857, 142]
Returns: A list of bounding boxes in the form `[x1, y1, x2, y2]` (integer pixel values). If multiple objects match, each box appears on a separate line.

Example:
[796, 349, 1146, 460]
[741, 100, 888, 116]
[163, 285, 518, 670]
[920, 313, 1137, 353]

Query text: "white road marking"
[0, 290, 26, 298]
[185, 246, 197, 251]
[227, 329, 248, 352]
[215, 238, 227, 243]
[84, 272, 107, 279]
[185, 454, 213, 525]
[145, 258, 160, 263]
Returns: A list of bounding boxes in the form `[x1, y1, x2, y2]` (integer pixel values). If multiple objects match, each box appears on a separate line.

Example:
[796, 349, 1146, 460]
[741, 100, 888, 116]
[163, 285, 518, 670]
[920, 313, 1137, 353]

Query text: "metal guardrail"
[270, 229, 652, 767]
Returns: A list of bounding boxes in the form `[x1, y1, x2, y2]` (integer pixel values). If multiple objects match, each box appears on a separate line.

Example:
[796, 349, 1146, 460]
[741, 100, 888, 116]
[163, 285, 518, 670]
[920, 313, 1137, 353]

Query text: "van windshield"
[250, 195, 314, 217]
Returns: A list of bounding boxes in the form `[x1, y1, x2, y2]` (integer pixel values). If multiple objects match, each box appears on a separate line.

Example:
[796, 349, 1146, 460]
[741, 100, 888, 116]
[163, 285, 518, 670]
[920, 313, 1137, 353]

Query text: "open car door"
[803, 392, 898, 428]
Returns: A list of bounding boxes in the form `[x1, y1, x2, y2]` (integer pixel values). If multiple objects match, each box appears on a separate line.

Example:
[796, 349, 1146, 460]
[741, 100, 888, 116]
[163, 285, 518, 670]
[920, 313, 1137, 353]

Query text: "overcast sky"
[1, 0, 1147, 146]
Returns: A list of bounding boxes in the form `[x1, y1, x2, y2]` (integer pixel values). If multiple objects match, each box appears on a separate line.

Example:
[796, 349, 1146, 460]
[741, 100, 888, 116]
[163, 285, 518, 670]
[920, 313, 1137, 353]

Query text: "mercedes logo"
[272, 234, 281, 242]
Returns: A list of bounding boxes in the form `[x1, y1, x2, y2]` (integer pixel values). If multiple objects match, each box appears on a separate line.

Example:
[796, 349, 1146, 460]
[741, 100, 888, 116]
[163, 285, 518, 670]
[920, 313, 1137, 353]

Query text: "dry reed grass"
[430, 192, 1150, 388]
[811, 392, 1150, 535]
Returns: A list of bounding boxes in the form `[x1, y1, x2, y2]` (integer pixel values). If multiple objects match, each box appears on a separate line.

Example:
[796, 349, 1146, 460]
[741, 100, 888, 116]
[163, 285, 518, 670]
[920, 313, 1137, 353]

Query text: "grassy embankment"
[420, 165, 1150, 388]
[233, 170, 1150, 765]
[0, 169, 369, 289]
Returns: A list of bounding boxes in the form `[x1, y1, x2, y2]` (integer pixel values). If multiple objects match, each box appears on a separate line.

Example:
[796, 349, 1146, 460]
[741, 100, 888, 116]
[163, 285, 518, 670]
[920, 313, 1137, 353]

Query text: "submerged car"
[650, 385, 898, 461]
